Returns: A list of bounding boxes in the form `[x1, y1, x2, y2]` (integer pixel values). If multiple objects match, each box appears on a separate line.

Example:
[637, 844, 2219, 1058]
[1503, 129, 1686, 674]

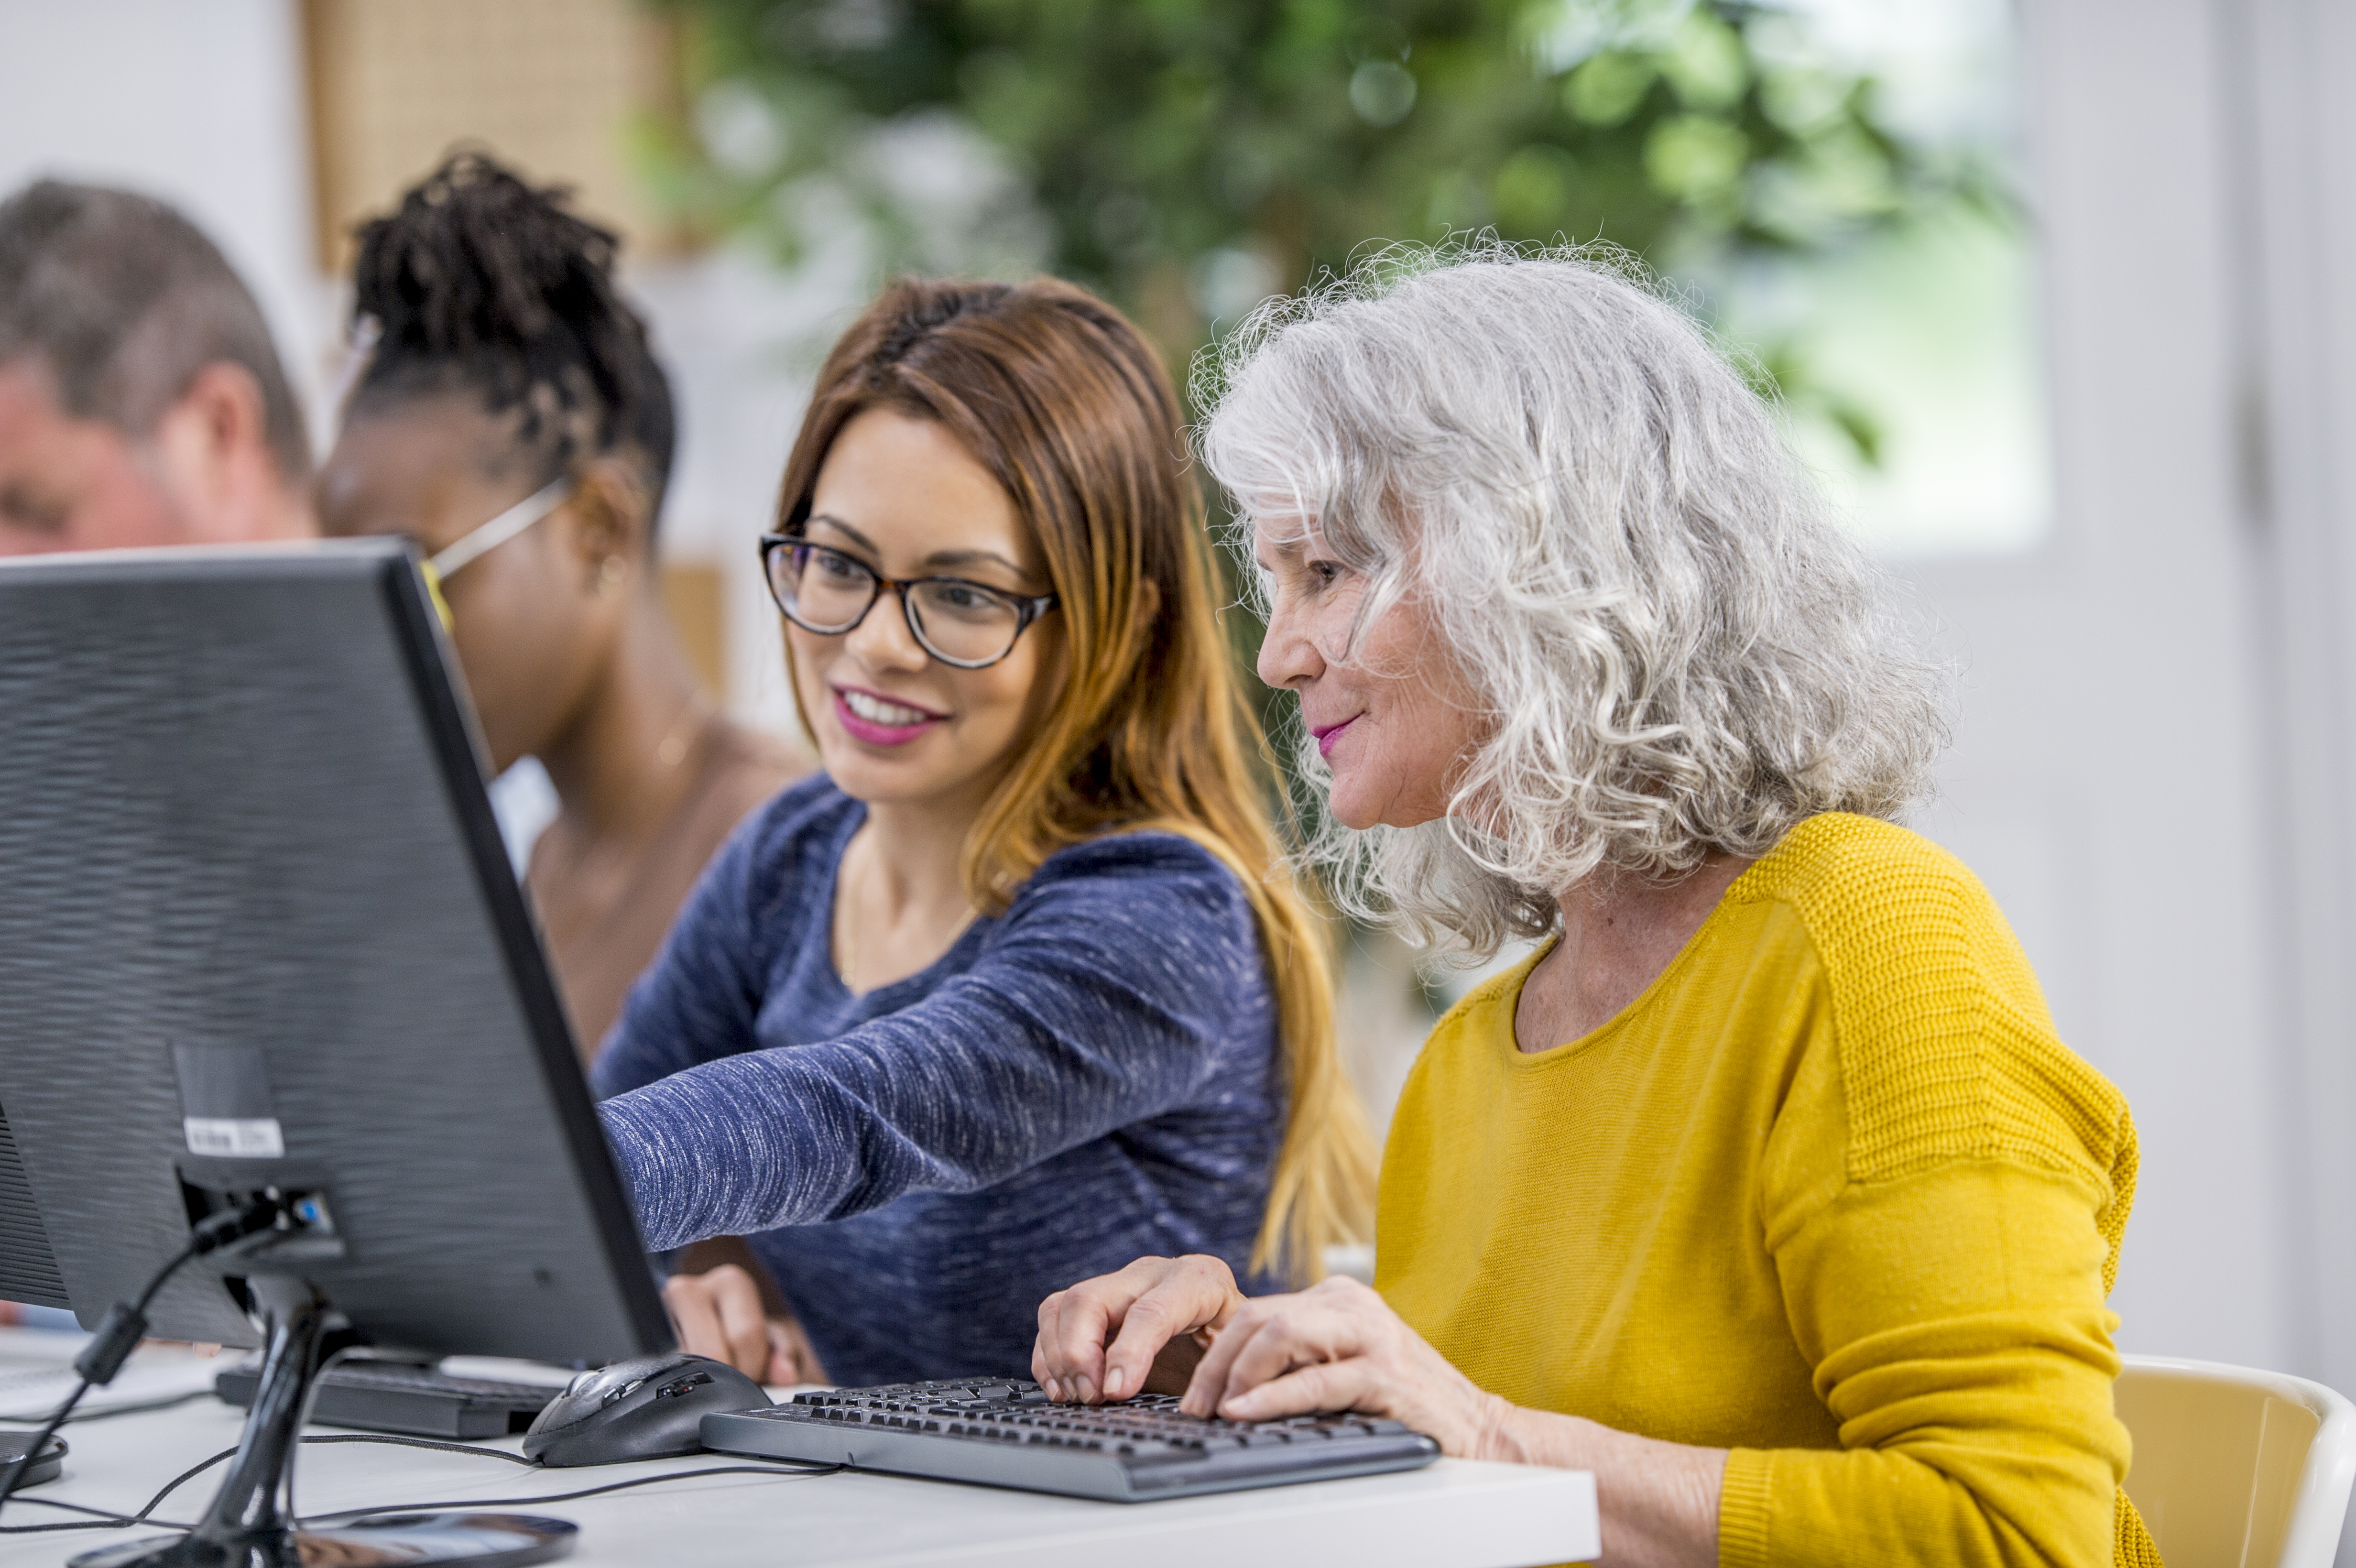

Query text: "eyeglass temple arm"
[425, 479, 573, 580]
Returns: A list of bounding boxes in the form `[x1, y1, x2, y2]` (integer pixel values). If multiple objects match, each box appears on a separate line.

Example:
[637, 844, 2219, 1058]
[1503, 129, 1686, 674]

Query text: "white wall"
[0, 0, 333, 453]
[2227, 0, 2356, 1404]
[1910, 0, 2286, 1370]
[1910, 0, 2356, 1421]
[2229, 0, 2356, 1550]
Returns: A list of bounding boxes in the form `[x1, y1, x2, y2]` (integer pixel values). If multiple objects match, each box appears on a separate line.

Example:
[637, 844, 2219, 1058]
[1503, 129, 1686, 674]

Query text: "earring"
[598, 557, 627, 593]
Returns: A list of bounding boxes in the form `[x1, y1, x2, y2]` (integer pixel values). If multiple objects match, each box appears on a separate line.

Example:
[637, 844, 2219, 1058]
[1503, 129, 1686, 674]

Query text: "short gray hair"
[1200, 243, 1953, 959]
[0, 180, 310, 481]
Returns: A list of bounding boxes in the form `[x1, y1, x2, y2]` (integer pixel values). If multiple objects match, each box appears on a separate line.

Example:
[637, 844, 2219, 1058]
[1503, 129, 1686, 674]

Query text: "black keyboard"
[215, 1359, 558, 1440]
[698, 1377, 1440, 1502]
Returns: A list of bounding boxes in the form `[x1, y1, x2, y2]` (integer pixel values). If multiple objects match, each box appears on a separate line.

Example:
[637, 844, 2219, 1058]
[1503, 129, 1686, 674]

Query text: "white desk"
[0, 1334, 1599, 1567]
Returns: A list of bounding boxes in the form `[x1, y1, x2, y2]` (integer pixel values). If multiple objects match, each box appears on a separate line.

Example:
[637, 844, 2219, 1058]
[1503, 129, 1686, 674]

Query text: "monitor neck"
[186, 1276, 344, 1549]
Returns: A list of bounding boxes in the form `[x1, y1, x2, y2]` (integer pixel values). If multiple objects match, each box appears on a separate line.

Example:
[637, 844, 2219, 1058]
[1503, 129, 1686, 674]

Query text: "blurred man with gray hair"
[0, 179, 313, 554]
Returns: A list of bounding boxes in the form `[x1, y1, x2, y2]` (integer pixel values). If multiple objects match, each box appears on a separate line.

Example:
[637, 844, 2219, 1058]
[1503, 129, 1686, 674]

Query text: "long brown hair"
[775, 277, 1373, 1278]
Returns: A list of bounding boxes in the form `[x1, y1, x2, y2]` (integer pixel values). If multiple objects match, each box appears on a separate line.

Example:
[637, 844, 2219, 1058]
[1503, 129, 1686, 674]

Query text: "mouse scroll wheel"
[600, 1377, 647, 1408]
[656, 1372, 714, 1398]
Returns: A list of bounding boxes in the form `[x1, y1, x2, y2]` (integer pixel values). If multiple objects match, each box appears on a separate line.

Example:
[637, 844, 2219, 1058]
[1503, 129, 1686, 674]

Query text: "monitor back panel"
[0, 544, 663, 1362]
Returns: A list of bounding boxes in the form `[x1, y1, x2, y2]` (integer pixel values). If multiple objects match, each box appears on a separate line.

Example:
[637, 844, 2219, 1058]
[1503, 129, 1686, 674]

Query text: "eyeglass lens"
[770, 543, 1027, 666]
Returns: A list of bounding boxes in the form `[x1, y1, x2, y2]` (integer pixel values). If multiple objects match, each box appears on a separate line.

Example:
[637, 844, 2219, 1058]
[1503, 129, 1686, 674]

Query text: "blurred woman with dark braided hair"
[317, 152, 804, 1056]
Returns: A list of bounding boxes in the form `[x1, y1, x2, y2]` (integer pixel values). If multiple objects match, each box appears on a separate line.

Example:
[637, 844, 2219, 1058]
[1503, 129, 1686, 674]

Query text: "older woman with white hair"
[1033, 247, 2160, 1568]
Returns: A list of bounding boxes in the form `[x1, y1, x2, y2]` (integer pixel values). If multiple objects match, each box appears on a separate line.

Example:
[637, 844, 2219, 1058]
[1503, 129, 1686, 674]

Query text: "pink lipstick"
[1311, 715, 1360, 758]
[831, 686, 947, 747]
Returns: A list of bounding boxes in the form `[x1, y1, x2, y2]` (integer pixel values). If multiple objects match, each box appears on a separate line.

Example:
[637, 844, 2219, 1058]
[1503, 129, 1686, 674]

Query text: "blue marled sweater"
[591, 774, 1282, 1385]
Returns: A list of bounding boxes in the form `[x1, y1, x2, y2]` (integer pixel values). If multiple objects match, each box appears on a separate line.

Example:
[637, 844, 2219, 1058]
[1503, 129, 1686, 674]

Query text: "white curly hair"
[1199, 242, 1955, 961]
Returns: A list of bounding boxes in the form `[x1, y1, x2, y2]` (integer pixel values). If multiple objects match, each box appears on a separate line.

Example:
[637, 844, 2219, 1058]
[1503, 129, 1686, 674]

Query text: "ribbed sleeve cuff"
[1716, 1448, 1776, 1568]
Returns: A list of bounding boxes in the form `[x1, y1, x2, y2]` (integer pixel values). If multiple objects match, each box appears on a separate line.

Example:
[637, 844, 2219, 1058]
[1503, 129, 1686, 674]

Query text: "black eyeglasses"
[758, 534, 1059, 670]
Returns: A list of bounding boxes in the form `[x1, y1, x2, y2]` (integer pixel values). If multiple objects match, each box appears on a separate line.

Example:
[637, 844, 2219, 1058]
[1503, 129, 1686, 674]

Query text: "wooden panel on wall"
[660, 561, 727, 700]
[301, 0, 678, 274]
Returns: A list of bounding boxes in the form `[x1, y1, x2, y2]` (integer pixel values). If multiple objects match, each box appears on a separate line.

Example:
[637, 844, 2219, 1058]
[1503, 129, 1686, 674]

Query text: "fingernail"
[1076, 1377, 1095, 1404]
[1042, 1377, 1059, 1401]
[1103, 1367, 1126, 1401]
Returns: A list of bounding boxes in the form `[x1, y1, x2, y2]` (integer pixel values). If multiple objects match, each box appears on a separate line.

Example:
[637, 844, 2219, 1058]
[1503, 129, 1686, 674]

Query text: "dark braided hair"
[348, 151, 675, 523]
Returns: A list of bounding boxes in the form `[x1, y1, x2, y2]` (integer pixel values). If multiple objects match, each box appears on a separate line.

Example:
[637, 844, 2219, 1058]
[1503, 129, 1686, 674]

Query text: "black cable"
[1, 1445, 837, 1536]
[0, 1501, 198, 1535]
[0, 1197, 285, 1520]
[0, 1440, 230, 1535]
[0, 1374, 99, 1510]
[301, 1460, 843, 1523]
[2, 1431, 539, 1537]
[300, 1434, 538, 1467]
[0, 1355, 134, 1512]
[0, 1441, 245, 1535]
[0, 1389, 215, 1426]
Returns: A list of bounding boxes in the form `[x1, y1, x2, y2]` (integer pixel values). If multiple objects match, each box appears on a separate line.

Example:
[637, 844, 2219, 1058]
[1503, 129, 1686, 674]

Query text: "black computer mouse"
[522, 1352, 769, 1467]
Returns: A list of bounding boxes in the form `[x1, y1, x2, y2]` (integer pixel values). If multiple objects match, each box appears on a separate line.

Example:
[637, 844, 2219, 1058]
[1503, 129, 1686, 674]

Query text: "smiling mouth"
[1310, 716, 1360, 757]
[839, 687, 944, 726]
[831, 685, 948, 747]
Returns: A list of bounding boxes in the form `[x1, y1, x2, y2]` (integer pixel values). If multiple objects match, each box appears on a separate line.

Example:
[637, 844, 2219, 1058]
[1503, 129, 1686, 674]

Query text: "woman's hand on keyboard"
[1033, 1254, 1244, 1406]
[1180, 1275, 1507, 1460]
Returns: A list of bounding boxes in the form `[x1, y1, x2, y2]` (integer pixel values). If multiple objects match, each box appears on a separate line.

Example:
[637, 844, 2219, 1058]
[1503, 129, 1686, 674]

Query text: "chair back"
[2116, 1354, 2356, 1568]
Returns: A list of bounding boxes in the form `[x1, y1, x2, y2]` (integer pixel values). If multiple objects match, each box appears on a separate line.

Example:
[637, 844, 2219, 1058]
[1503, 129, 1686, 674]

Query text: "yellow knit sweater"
[1375, 814, 2161, 1568]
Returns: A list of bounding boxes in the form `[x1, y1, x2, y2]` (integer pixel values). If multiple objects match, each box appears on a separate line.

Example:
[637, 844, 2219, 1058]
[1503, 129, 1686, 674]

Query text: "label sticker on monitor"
[172, 1044, 284, 1159]
[182, 1116, 285, 1158]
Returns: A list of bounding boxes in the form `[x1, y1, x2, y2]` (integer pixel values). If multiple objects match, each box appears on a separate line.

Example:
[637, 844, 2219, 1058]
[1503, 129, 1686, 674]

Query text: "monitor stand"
[72, 1276, 576, 1568]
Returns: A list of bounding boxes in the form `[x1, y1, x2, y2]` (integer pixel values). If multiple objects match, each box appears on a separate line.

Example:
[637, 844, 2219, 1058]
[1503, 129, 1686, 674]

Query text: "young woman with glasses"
[589, 276, 1376, 1387]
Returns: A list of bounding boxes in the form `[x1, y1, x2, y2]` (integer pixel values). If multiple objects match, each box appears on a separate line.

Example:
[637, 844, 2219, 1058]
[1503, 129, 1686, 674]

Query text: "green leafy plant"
[641, 0, 2011, 461]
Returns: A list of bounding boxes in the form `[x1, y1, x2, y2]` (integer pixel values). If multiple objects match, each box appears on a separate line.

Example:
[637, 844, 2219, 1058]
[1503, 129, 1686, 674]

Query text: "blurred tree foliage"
[642, 0, 2010, 462]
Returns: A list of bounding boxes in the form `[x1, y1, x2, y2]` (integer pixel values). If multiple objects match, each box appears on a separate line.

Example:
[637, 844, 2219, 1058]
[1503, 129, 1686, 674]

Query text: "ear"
[150, 362, 273, 541]
[557, 457, 655, 593]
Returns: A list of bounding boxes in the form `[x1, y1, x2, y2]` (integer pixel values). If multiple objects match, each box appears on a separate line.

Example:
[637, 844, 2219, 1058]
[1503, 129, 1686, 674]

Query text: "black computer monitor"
[0, 541, 670, 1566]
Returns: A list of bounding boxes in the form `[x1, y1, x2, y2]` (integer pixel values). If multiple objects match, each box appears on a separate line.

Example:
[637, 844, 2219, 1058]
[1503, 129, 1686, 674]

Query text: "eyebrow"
[806, 513, 1031, 579]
